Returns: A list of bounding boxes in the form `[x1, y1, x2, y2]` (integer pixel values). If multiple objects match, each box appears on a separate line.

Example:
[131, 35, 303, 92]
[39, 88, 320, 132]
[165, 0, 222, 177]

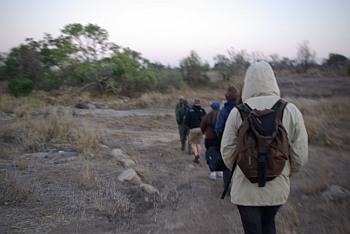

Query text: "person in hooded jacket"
[215, 84, 240, 189]
[221, 61, 308, 234]
[184, 98, 206, 164]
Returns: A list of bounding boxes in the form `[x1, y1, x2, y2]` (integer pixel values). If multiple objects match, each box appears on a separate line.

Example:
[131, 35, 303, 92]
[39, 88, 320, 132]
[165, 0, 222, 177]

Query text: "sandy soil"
[0, 75, 350, 234]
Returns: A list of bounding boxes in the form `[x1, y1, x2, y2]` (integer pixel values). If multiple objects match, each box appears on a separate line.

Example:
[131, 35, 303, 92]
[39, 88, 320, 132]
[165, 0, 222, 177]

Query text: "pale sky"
[1, 0, 349, 66]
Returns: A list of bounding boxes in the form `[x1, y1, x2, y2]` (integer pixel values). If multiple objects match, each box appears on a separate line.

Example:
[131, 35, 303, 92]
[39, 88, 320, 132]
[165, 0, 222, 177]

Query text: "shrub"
[8, 79, 35, 96]
[154, 69, 184, 92]
[40, 75, 61, 91]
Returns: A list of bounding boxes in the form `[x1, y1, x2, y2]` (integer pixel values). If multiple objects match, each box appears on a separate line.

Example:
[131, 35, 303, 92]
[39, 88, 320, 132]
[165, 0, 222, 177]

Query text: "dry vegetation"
[0, 74, 350, 233]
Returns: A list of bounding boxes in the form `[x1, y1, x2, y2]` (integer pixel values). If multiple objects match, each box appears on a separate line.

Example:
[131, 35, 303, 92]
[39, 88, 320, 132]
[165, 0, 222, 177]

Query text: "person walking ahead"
[184, 98, 206, 163]
[200, 101, 221, 179]
[215, 84, 240, 189]
[221, 61, 308, 234]
[175, 97, 189, 151]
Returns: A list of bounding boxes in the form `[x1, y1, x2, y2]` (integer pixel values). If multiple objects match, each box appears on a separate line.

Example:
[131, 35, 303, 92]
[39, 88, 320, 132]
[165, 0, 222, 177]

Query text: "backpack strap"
[221, 160, 237, 199]
[271, 99, 288, 121]
[237, 103, 252, 120]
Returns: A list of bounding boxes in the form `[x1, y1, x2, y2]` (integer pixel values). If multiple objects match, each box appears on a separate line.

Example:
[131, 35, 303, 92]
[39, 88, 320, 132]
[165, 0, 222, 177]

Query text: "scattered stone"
[45, 151, 79, 159]
[118, 168, 142, 185]
[99, 144, 111, 150]
[140, 183, 159, 195]
[44, 150, 79, 163]
[111, 148, 135, 167]
[75, 101, 94, 109]
[54, 157, 77, 164]
[188, 164, 195, 170]
[0, 111, 16, 120]
[95, 103, 109, 109]
[121, 158, 136, 167]
[112, 149, 125, 158]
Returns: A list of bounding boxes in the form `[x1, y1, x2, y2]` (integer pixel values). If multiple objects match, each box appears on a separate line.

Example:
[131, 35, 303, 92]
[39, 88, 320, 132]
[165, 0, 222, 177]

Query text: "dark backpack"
[221, 99, 289, 199]
[205, 146, 227, 172]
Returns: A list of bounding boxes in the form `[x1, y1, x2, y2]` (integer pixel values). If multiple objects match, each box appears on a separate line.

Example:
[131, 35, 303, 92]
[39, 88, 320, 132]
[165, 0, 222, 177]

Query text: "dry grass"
[74, 121, 104, 157]
[0, 170, 39, 205]
[8, 106, 104, 156]
[78, 159, 97, 190]
[301, 169, 330, 195]
[0, 92, 47, 117]
[277, 202, 300, 234]
[138, 92, 172, 108]
[1, 86, 347, 186]
[0, 92, 105, 156]
[92, 180, 131, 214]
[288, 96, 350, 147]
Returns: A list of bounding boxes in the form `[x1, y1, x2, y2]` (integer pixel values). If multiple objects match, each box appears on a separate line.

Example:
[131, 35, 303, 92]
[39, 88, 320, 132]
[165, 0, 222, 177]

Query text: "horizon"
[1, 0, 349, 66]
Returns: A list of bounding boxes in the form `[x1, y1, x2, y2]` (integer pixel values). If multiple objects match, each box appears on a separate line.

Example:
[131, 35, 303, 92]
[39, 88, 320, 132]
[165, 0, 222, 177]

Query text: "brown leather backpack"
[235, 99, 289, 187]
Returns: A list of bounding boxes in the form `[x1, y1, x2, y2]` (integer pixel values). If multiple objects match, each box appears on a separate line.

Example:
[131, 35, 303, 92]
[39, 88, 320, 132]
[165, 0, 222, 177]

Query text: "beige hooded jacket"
[221, 61, 308, 206]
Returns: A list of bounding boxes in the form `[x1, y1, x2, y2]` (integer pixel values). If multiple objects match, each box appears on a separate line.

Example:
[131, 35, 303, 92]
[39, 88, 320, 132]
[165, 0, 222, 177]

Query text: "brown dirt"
[1, 75, 350, 234]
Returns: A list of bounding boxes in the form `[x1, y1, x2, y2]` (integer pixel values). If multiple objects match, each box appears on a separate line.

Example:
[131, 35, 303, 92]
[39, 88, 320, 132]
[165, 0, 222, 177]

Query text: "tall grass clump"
[0, 92, 47, 117]
[292, 97, 350, 147]
[78, 159, 97, 190]
[0, 94, 17, 113]
[19, 107, 75, 152]
[92, 181, 131, 214]
[0, 171, 38, 205]
[134, 92, 173, 108]
[74, 121, 103, 156]
[19, 106, 103, 155]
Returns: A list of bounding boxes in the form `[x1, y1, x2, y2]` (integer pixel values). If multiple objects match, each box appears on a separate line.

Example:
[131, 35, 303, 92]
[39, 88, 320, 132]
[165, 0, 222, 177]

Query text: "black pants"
[204, 138, 219, 150]
[237, 205, 281, 234]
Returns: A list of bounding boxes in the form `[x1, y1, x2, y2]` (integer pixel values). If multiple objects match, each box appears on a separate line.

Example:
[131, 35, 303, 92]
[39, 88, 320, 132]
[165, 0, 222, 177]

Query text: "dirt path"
[52, 108, 350, 233]
[72, 107, 245, 233]
[0, 105, 349, 234]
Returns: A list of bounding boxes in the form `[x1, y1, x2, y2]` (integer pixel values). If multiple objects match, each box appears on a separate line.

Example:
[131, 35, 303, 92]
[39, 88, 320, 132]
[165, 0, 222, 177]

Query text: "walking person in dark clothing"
[175, 97, 189, 151]
[215, 85, 240, 189]
[175, 96, 189, 151]
[184, 98, 206, 163]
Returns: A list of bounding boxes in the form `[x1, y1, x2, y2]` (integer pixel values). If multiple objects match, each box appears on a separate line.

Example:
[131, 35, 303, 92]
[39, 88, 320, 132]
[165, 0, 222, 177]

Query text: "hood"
[241, 61, 280, 102]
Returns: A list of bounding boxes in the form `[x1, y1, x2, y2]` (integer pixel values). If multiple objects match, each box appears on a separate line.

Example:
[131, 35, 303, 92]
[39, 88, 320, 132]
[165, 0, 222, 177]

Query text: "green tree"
[97, 51, 157, 96]
[148, 63, 184, 92]
[61, 23, 110, 61]
[3, 44, 44, 84]
[179, 51, 209, 85]
[326, 53, 348, 68]
[57, 23, 112, 84]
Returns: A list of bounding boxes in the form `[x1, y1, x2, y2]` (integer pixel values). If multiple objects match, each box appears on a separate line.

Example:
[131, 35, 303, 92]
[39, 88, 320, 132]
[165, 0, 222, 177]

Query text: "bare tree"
[251, 51, 267, 63]
[213, 54, 235, 81]
[297, 40, 315, 73]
